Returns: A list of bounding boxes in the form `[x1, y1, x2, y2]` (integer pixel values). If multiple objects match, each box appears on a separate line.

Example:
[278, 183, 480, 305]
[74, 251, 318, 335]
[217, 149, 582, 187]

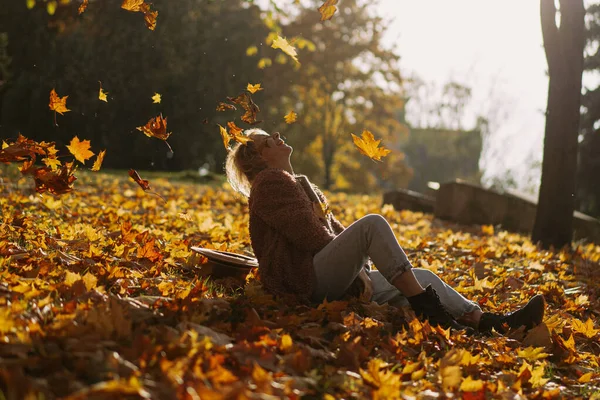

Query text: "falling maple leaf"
[351, 130, 391, 161]
[226, 92, 262, 125]
[318, 0, 338, 21]
[128, 169, 151, 191]
[271, 35, 299, 64]
[78, 0, 89, 15]
[218, 124, 231, 150]
[42, 156, 62, 171]
[121, 0, 158, 30]
[121, 0, 145, 12]
[246, 83, 263, 94]
[216, 102, 236, 112]
[92, 150, 106, 172]
[152, 93, 161, 104]
[284, 110, 297, 124]
[31, 161, 77, 195]
[227, 121, 243, 137]
[67, 136, 95, 164]
[49, 89, 70, 125]
[136, 114, 173, 152]
[98, 82, 108, 102]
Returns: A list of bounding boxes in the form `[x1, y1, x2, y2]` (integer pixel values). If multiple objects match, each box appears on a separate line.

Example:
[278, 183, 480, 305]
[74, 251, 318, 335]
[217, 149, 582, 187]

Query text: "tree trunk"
[532, 0, 586, 249]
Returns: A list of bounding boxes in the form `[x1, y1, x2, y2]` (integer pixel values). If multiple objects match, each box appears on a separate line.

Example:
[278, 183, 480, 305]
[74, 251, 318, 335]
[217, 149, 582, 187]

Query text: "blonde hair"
[225, 129, 269, 197]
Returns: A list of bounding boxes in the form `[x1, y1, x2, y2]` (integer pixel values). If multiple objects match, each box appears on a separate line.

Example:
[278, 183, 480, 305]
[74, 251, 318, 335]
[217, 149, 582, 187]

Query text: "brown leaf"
[128, 169, 151, 191]
[227, 92, 262, 125]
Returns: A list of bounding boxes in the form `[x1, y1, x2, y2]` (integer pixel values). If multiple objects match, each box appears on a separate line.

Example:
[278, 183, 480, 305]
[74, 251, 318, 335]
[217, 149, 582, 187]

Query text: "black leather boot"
[478, 294, 545, 334]
[408, 285, 471, 331]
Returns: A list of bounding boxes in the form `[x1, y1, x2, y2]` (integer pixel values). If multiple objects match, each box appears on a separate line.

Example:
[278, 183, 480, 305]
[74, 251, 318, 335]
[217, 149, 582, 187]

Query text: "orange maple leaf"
[318, 0, 338, 21]
[49, 89, 70, 115]
[78, 0, 89, 15]
[91, 150, 106, 172]
[351, 130, 391, 162]
[121, 0, 158, 30]
[67, 136, 95, 164]
[137, 114, 170, 141]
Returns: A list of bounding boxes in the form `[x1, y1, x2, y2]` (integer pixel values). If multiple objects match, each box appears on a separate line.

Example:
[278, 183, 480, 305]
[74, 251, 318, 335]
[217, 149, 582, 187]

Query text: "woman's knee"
[359, 214, 389, 229]
[412, 268, 444, 287]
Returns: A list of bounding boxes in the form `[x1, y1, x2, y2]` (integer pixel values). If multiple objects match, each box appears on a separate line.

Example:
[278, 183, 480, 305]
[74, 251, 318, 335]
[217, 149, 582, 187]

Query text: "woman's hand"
[358, 268, 374, 302]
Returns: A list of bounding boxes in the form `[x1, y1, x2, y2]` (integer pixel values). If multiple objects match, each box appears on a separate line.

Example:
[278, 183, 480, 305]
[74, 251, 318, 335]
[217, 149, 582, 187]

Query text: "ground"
[0, 168, 599, 399]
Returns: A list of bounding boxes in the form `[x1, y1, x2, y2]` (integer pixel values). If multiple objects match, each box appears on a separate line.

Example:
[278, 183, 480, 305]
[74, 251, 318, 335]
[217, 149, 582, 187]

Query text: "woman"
[225, 129, 545, 333]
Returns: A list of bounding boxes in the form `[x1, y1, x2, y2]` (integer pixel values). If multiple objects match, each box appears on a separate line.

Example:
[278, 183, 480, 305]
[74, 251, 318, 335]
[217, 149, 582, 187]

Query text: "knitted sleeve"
[250, 169, 336, 253]
[311, 182, 346, 235]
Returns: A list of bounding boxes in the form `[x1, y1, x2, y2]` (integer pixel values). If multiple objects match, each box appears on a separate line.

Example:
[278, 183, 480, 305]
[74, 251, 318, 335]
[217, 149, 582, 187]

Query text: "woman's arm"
[251, 169, 335, 253]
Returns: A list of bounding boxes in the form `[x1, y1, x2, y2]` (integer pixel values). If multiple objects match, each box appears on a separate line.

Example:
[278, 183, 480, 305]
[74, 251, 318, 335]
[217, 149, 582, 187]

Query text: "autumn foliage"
[1, 168, 599, 398]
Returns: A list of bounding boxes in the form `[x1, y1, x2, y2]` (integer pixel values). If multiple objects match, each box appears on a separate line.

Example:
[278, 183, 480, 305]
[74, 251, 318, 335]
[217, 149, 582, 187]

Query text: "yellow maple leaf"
[318, 0, 338, 21]
[152, 93, 161, 104]
[351, 130, 391, 161]
[271, 35, 299, 64]
[571, 317, 599, 338]
[578, 372, 593, 383]
[78, 0, 89, 15]
[247, 83, 263, 94]
[49, 88, 70, 115]
[42, 156, 62, 171]
[218, 124, 231, 150]
[82, 272, 97, 291]
[459, 376, 484, 392]
[121, 0, 145, 11]
[64, 270, 82, 287]
[517, 346, 550, 361]
[99, 82, 108, 102]
[67, 136, 95, 164]
[92, 149, 106, 172]
[284, 110, 297, 124]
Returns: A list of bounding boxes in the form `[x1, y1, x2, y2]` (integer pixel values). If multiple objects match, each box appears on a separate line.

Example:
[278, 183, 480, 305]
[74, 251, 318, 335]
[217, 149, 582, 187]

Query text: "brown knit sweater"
[248, 168, 350, 304]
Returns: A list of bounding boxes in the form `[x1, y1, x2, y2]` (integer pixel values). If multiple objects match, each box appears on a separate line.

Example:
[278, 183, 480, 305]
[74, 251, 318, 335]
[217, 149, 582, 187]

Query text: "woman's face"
[253, 132, 293, 165]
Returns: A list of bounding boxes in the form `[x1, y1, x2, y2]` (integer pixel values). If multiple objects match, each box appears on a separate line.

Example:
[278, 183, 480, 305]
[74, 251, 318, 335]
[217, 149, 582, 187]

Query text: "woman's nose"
[273, 132, 280, 140]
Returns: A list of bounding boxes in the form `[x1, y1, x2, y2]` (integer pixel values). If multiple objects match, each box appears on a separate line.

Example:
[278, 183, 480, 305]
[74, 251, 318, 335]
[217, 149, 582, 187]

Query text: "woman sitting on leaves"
[225, 129, 545, 334]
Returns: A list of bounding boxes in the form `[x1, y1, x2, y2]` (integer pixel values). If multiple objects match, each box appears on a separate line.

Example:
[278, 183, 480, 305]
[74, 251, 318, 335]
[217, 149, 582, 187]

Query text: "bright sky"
[378, 0, 549, 193]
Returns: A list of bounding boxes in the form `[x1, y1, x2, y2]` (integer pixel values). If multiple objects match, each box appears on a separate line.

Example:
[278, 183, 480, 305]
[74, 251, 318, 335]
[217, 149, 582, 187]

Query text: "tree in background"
[577, 2, 600, 219]
[533, 0, 586, 249]
[398, 77, 484, 193]
[255, 0, 410, 191]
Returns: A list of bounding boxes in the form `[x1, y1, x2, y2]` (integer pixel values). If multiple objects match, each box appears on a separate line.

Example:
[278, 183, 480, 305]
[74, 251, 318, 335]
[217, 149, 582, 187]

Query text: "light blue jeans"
[311, 214, 481, 318]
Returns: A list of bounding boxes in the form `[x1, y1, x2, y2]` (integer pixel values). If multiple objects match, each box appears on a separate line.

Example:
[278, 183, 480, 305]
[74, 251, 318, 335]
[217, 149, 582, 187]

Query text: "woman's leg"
[370, 268, 482, 319]
[311, 214, 424, 303]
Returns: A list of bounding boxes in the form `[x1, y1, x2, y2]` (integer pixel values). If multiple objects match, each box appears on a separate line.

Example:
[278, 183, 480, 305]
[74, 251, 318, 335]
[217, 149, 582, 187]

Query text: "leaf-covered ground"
[0, 169, 599, 399]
